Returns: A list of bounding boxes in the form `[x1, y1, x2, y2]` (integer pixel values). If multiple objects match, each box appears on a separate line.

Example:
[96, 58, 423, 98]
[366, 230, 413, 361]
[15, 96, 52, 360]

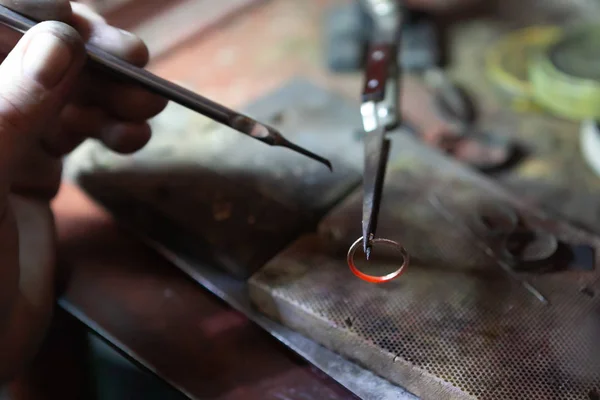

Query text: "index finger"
[0, 0, 72, 22]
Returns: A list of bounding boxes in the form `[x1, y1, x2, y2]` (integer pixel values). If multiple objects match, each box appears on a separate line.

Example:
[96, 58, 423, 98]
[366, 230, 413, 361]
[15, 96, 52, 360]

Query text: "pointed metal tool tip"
[282, 139, 333, 171]
[365, 246, 372, 261]
[296, 148, 333, 171]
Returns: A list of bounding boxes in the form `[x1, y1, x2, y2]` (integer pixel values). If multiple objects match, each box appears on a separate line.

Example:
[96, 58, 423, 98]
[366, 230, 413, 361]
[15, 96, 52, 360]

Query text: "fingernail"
[23, 32, 73, 89]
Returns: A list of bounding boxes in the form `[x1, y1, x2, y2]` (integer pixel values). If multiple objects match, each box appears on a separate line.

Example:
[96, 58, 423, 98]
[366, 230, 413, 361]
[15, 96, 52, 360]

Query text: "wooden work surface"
[17, 0, 600, 399]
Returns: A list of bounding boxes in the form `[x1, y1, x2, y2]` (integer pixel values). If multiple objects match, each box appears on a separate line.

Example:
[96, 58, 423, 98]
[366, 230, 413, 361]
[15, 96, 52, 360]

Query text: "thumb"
[0, 21, 85, 198]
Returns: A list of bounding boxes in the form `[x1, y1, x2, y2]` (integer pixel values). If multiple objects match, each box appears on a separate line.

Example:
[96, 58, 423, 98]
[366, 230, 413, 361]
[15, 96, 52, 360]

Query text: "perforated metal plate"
[249, 133, 600, 400]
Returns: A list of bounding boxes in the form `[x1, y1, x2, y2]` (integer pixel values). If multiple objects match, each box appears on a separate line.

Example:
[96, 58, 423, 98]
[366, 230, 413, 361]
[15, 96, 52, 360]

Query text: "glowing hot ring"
[346, 236, 409, 284]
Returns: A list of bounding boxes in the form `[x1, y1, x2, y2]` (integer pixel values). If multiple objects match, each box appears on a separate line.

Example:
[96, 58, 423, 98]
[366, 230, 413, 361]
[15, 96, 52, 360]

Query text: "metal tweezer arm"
[0, 5, 332, 170]
[360, 52, 393, 259]
[359, 0, 402, 259]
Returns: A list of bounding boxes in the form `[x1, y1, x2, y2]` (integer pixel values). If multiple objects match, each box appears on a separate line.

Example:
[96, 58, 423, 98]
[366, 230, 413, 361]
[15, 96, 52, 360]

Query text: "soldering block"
[248, 132, 600, 400]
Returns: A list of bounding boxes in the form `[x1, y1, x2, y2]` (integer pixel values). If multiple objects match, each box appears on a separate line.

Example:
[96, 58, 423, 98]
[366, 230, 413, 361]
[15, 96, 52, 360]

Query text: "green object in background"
[486, 25, 563, 113]
[530, 23, 600, 121]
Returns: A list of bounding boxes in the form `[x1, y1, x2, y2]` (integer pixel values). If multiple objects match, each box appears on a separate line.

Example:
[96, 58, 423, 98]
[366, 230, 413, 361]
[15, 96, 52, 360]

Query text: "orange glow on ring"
[347, 236, 409, 283]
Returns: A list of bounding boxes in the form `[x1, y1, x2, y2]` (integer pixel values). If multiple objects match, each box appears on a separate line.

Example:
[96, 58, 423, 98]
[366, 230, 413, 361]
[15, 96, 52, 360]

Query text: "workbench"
[9, 0, 600, 399]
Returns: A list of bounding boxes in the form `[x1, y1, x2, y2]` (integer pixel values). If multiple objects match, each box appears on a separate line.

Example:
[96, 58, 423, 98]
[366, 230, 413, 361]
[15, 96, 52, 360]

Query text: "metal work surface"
[67, 79, 362, 279]
[249, 132, 600, 400]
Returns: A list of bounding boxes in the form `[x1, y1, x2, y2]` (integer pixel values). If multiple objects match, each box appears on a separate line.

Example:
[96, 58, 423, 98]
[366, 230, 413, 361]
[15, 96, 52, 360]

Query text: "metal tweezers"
[0, 5, 332, 170]
[359, 0, 402, 259]
[346, 1, 410, 283]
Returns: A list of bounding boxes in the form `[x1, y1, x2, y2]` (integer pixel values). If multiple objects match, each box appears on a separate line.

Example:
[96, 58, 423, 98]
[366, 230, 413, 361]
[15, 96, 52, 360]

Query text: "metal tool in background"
[0, 5, 332, 170]
[346, 0, 410, 283]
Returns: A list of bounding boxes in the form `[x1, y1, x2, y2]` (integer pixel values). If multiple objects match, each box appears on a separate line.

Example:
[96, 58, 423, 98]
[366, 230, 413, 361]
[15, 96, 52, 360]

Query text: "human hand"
[0, 1, 167, 381]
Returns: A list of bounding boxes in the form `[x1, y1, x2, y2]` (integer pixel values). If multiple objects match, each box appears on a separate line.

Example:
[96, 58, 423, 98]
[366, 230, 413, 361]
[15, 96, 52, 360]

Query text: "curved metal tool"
[0, 5, 332, 170]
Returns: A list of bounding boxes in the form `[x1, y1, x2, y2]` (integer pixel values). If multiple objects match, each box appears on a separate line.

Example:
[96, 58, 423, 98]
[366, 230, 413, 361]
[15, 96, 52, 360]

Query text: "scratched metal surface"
[249, 132, 600, 400]
[67, 79, 363, 279]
